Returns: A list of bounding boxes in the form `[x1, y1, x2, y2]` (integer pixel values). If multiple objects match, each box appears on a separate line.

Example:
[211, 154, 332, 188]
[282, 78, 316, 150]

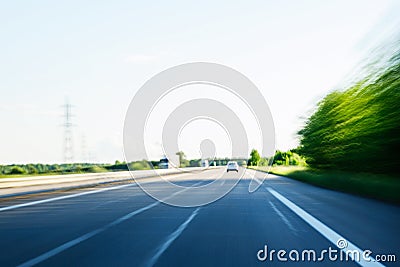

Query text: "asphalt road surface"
[0, 168, 398, 267]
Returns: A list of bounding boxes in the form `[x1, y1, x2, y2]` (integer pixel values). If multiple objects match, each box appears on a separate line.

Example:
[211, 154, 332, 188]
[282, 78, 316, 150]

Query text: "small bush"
[27, 165, 38, 174]
[8, 166, 26, 175]
[86, 166, 108, 173]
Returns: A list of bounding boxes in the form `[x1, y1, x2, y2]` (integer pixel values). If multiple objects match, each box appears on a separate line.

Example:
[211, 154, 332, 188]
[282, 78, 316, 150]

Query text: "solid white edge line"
[266, 187, 385, 267]
[17, 182, 203, 267]
[145, 207, 201, 267]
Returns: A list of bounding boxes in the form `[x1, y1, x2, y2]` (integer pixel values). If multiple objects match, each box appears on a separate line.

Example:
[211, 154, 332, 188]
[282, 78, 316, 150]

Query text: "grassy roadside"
[250, 166, 400, 205]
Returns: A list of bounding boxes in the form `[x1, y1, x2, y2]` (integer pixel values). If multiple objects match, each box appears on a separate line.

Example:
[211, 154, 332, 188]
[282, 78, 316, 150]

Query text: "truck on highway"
[159, 157, 169, 169]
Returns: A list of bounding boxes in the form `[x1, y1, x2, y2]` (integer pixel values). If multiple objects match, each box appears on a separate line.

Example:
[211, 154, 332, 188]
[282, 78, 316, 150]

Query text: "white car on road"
[226, 161, 239, 172]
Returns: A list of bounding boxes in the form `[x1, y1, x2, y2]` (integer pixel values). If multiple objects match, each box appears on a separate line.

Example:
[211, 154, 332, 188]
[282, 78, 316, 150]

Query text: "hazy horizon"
[1, 1, 399, 164]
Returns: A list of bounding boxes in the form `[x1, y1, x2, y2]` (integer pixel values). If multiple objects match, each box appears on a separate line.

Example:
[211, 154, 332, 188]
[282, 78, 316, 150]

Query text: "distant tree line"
[298, 40, 400, 174]
[247, 149, 307, 167]
[0, 163, 111, 175]
[0, 156, 251, 176]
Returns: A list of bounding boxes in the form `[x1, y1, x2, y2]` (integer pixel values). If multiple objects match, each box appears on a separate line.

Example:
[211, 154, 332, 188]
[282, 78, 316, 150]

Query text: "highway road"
[0, 168, 398, 266]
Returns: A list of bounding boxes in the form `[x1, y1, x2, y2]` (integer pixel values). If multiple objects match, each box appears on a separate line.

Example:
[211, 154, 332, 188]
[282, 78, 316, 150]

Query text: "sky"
[0, 0, 399, 164]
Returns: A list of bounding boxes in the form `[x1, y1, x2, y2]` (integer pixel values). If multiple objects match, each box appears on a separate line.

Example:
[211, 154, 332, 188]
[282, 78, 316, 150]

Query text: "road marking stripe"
[0, 170, 211, 212]
[17, 201, 159, 267]
[145, 208, 201, 267]
[266, 187, 385, 267]
[17, 182, 203, 267]
[269, 200, 297, 234]
[0, 183, 134, 212]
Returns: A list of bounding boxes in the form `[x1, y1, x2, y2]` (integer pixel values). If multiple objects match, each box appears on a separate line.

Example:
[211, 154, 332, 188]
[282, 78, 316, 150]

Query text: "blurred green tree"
[298, 46, 400, 174]
[248, 149, 261, 166]
[176, 151, 189, 167]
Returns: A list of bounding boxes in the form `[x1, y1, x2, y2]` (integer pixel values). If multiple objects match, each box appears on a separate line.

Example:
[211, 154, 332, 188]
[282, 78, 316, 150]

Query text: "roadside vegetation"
[298, 35, 399, 175]
[0, 163, 119, 178]
[250, 35, 400, 204]
[0, 160, 172, 178]
[247, 149, 307, 167]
